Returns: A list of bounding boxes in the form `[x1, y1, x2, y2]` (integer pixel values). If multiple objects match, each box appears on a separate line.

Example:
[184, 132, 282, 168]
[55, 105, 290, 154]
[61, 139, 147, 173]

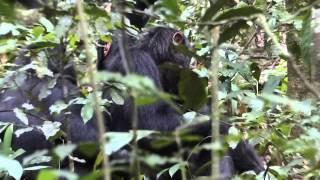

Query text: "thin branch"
[75, 1, 111, 180]
[174, 130, 187, 180]
[210, 26, 221, 180]
[113, 2, 140, 179]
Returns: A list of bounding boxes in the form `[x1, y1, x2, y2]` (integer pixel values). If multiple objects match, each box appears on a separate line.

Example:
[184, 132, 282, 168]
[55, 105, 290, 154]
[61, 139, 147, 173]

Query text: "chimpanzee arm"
[229, 140, 265, 173]
[181, 120, 265, 174]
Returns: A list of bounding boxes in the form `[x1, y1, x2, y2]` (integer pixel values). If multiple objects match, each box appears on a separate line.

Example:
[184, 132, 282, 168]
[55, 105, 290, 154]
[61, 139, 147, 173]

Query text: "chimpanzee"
[0, 1, 265, 178]
[0, 44, 100, 180]
[96, 26, 265, 178]
[98, 27, 187, 131]
[0, 44, 98, 149]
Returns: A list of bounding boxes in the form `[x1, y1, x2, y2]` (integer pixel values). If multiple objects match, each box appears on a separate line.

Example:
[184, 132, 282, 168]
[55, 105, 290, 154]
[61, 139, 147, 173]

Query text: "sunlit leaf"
[13, 108, 28, 125]
[37, 121, 61, 140]
[39, 17, 55, 32]
[54, 144, 76, 161]
[81, 103, 94, 123]
[0, 156, 23, 180]
[169, 163, 181, 177]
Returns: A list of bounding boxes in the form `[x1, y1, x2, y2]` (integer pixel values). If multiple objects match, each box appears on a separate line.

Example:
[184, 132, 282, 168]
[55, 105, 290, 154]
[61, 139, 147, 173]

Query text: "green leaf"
[226, 126, 241, 149]
[55, 16, 73, 38]
[262, 75, 283, 94]
[81, 103, 94, 123]
[0, 156, 23, 180]
[32, 26, 45, 37]
[157, 0, 181, 17]
[110, 90, 124, 105]
[54, 144, 76, 161]
[15, 127, 33, 138]
[183, 111, 196, 122]
[215, 6, 263, 21]
[80, 170, 103, 180]
[13, 108, 29, 125]
[85, 4, 110, 19]
[0, 39, 17, 53]
[39, 17, 55, 32]
[50, 101, 69, 115]
[157, 168, 169, 179]
[38, 121, 61, 140]
[28, 41, 59, 49]
[22, 103, 34, 110]
[105, 132, 132, 155]
[105, 131, 153, 155]
[37, 170, 78, 180]
[96, 71, 160, 106]
[0, 22, 15, 35]
[37, 169, 57, 180]
[2, 124, 13, 155]
[178, 70, 208, 110]
[23, 150, 51, 166]
[169, 164, 181, 177]
[78, 143, 99, 158]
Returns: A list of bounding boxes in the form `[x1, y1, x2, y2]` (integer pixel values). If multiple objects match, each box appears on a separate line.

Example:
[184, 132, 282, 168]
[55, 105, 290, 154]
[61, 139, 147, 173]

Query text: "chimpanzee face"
[139, 27, 192, 68]
[169, 31, 192, 68]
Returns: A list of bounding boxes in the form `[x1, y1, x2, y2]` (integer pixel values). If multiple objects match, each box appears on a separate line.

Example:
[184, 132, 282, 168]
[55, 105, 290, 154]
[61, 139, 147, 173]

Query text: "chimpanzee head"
[138, 26, 191, 68]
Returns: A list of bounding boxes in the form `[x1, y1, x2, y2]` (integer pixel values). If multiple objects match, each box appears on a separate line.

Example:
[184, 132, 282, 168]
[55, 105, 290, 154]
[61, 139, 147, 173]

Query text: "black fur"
[98, 27, 188, 131]
[0, 45, 97, 155]
[125, 0, 158, 28]
[0, 26, 264, 179]
[97, 26, 265, 178]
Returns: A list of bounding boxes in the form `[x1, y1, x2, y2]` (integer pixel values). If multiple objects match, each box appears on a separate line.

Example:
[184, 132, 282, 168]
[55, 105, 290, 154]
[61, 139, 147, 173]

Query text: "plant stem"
[75, 1, 111, 180]
[210, 26, 221, 180]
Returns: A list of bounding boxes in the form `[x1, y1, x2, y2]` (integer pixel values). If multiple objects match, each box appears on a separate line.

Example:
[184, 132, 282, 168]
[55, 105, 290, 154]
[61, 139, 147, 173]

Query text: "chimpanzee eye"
[172, 32, 184, 45]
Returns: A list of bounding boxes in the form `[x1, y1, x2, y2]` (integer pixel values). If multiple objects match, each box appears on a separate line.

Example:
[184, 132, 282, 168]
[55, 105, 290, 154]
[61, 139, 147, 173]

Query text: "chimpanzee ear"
[172, 32, 184, 45]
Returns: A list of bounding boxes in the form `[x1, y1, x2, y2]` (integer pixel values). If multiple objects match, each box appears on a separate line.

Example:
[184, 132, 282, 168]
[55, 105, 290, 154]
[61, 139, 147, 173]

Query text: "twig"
[75, 1, 111, 180]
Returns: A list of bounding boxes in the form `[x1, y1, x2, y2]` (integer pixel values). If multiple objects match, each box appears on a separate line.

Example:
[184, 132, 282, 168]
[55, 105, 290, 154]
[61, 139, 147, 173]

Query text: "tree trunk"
[287, 8, 320, 100]
[311, 8, 320, 90]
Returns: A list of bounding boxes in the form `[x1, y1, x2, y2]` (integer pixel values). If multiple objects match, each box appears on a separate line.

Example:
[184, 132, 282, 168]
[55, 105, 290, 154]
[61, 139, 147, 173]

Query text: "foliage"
[0, 0, 320, 179]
